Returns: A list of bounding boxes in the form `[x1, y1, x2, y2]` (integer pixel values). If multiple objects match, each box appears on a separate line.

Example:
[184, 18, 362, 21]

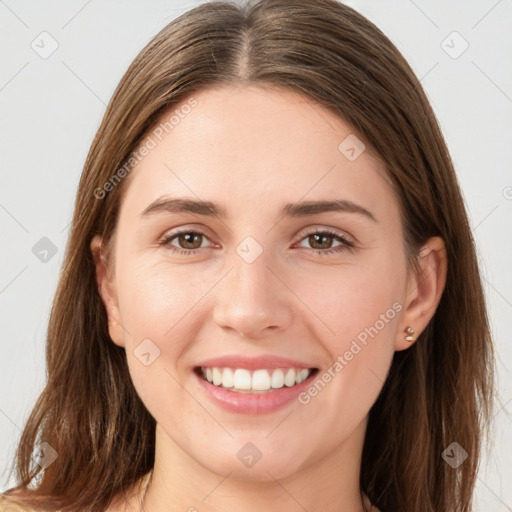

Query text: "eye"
[159, 229, 213, 255]
[295, 229, 354, 256]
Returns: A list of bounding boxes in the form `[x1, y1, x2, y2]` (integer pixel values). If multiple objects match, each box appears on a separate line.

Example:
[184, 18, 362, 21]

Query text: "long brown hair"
[3, 1, 496, 510]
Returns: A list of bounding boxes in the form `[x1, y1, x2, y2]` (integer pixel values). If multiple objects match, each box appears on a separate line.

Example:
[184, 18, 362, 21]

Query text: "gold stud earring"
[404, 326, 415, 343]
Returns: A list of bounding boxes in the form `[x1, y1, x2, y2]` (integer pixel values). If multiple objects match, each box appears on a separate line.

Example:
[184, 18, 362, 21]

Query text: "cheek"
[116, 260, 200, 413]
[113, 259, 219, 407]
[287, 251, 405, 415]
[290, 252, 405, 346]
[116, 258, 210, 340]
[293, 268, 401, 438]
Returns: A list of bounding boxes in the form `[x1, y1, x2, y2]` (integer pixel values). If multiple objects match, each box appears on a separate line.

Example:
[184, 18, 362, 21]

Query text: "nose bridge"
[213, 234, 293, 338]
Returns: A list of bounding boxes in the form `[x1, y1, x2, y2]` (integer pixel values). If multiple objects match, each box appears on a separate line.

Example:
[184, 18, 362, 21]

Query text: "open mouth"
[194, 366, 319, 394]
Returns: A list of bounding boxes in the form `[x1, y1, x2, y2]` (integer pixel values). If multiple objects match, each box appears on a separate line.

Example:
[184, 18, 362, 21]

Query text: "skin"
[91, 84, 447, 512]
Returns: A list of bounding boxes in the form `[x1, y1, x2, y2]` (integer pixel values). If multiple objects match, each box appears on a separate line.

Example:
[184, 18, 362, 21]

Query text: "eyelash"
[158, 228, 355, 256]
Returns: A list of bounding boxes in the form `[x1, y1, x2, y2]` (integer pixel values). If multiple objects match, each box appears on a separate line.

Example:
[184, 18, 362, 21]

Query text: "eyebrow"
[141, 197, 377, 223]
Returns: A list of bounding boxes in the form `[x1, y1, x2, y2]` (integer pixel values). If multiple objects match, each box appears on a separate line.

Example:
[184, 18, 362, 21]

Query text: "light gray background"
[1, 0, 511, 509]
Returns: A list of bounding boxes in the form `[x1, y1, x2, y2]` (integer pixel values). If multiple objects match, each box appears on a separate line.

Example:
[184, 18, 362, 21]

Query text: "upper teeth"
[202, 367, 312, 391]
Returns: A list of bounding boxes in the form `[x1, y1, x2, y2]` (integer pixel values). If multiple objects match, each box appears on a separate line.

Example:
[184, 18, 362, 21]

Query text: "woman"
[0, 0, 495, 511]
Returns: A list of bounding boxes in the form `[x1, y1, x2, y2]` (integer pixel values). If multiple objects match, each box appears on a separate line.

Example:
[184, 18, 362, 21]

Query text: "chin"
[196, 445, 309, 482]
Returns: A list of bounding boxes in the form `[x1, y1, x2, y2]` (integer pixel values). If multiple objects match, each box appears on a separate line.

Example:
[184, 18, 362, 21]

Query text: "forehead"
[120, 84, 396, 221]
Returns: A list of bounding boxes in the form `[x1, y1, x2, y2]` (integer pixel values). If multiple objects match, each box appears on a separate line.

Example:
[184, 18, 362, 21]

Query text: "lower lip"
[194, 369, 318, 415]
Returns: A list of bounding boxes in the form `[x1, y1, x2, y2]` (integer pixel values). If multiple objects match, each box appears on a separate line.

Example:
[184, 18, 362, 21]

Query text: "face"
[92, 84, 443, 482]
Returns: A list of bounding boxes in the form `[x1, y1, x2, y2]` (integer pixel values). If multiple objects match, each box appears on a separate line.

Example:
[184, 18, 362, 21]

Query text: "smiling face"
[91, 84, 445, 484]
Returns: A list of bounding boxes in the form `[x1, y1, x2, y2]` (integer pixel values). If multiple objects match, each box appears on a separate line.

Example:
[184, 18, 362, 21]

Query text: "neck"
[141, 418, 369, 512]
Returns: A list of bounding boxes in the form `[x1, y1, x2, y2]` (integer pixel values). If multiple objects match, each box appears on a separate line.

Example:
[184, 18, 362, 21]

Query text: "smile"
[197, 366, 316, 393]
[193, 366, 319, 414]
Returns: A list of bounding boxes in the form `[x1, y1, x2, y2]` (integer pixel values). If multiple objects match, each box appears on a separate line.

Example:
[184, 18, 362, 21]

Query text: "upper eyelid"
[298, 226, 352, 240]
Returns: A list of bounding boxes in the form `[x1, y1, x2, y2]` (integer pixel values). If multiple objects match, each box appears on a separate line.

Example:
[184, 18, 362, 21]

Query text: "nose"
[212, 249, 294, 339]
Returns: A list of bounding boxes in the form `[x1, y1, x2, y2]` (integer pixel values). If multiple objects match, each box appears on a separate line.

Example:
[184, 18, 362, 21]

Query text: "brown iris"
[177, 232, 203, 249]
[308, 233, 334, 250]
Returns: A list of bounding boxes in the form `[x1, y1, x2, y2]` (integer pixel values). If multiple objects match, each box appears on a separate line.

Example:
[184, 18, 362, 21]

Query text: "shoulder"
[0, 472, 151, 512]
[0, 492, 35, 511]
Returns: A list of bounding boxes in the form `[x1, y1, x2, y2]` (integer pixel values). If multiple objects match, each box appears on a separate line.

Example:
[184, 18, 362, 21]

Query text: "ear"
[396, 236, 448, 351]
[90, 235, 126, 348]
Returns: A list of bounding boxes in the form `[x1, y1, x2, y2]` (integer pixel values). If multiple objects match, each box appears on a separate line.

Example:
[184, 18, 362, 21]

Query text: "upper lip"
[196, 355, 317, 370]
